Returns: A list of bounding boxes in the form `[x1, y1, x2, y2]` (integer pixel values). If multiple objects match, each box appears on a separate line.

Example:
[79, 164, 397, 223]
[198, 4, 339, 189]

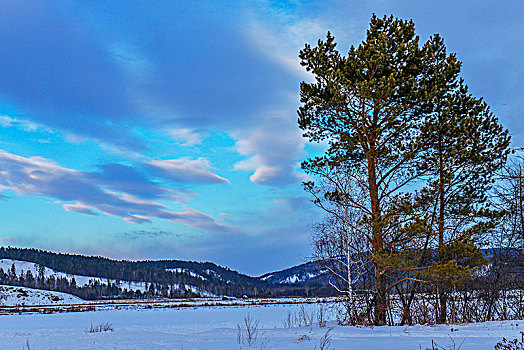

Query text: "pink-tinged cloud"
[63, 203, 99, 216]
[0, 149, 235, 234]
[147, 158, 229, 184]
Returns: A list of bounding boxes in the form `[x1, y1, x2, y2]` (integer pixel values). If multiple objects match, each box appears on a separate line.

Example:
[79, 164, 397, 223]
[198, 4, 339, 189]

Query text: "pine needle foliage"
[298, 14, 510, 325]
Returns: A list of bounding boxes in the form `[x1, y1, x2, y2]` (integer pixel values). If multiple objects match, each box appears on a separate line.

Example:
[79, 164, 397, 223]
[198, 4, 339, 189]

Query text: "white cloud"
[242, 1, 361, 79]
[232, 112, 305, 187]
[0, 149, 234, 233]
[0, 115, 54, 133]
[166, 128, 203, 146]
[147, 158, 229, 184]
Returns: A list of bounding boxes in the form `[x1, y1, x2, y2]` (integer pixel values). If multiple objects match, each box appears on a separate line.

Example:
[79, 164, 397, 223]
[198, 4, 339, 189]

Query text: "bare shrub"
[283, 310, 296, 328]
[237, 314, 260, 347]
[333, 293, 376, 326]
[425, 335, 465, 350]
[298, 305, 315, 327]
[87, 322, 114, 333]
[315, 328, 333, 350]
[283, 305, 324, 328]
[317, 305, 327, 328]
[297, 334, 311, 342]
[411, 294, 436, 325]
[237, 323, 242, 344]
[495, 332, 524, 350]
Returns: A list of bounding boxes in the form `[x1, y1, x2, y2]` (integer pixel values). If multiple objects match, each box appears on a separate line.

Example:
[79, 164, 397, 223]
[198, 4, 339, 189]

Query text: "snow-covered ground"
[0, 285, 83, 306]
[0, 302, 522, 349]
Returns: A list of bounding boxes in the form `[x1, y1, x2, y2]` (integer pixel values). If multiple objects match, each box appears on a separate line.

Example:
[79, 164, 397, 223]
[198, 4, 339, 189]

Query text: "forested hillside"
[0, 247, 337, 299]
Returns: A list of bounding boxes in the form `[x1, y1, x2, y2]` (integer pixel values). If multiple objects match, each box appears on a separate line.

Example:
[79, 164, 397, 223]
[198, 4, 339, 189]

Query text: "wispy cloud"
[0, 2, 310, 187]
[119, 229, 176, 240]
[0, 115, 54, 133]
[90, 163, 184, 200]
[63, 203, 99, 216]
[166, 128, 203, 146]
[146, 158, 229, 184]
[273, 197, 314, 214]
[0, 149, 234, 233]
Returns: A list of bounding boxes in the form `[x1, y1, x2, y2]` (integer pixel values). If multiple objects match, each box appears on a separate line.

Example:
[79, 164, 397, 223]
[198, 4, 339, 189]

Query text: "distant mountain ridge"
[0, 247, 337, 299]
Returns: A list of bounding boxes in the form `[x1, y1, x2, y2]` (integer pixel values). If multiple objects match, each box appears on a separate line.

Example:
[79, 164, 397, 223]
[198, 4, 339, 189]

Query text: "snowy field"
[0, 302, 522, 349]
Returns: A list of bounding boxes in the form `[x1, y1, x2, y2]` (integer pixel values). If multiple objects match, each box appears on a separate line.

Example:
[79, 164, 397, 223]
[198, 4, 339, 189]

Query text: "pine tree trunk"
[437, 137, 447, 324]
[367, 153, 387, 325]
[374, 269, 387, 325]
[438, 287, 447, 324]
[345, 205, 355, 307]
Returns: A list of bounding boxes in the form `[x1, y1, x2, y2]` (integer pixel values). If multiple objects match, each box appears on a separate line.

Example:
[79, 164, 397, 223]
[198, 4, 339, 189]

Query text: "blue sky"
[0, 1, 522, 275]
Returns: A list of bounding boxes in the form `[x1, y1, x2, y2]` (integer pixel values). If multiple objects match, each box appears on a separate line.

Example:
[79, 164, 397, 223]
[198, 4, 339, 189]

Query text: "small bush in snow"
[426, 335, 465, 350]
[315, 328, 333, 350]
[495, 332, 524, 350]
[87, 322, 114, 333]
[317, 305, 327, 328]
[282, 305, 319, 328]
[236, 314, 259, 347]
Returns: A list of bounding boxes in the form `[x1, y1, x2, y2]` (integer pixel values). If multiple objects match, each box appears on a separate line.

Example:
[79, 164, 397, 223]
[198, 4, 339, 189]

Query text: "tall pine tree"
[298, 15, 461, 325]
[417, 37, 510, 322]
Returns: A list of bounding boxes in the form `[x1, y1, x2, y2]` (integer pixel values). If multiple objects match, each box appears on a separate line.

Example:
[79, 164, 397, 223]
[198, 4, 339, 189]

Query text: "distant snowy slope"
[0, 259, 149, 292]
[165, 268, 207, 281]
[259, 261, 329, 285]
[0, 259, 216, 296]
[0, 285, 83, 306]
[144, 260, 258, 286]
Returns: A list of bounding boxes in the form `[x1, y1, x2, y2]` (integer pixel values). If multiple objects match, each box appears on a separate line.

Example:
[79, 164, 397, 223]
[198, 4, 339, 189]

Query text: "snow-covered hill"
[0, 247, 338, 298]
[0, 285, 83, 306]
[0, 258, 149, 292]
[259, 261, 329, 285]
[0, 248, 337, 297]
[0, 259, 216, 297]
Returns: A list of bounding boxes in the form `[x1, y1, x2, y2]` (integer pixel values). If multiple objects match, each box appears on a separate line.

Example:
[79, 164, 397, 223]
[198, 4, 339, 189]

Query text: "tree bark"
[367, 152, 387, 325]
[437, 136, 447, 324]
